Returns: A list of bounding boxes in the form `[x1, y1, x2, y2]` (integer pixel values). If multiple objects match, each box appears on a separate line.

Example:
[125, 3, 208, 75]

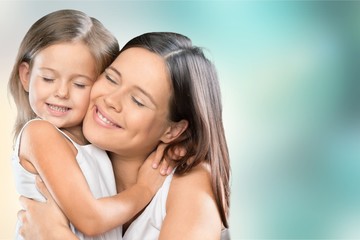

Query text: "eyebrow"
[135, 86, 157, 108]
[107, 66, 157, 108]
[108, 66, 122, 78]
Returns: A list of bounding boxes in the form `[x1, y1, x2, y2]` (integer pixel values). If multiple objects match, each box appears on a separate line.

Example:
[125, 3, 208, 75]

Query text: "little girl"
[9, 9, 167, 239]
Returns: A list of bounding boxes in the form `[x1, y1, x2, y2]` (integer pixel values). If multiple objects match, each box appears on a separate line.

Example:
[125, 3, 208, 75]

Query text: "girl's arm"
[18, 176, 78, 240]
[159, 163, 222, 240]
[20, 120, 165, 236]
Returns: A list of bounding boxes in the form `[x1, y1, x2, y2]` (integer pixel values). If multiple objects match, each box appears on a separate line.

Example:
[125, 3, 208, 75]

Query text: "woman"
[18, 32, 231, 239]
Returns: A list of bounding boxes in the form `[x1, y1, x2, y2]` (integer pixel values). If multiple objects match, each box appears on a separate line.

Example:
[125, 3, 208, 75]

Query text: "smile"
[47, 103, 70, 112]
[96, 108, 120, 128]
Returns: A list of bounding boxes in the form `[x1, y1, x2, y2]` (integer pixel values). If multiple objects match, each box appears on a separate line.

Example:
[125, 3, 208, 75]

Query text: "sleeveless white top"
[123, 170, 230, 240]
[122, 171, 174, 239]
[12, 119, 122, 240]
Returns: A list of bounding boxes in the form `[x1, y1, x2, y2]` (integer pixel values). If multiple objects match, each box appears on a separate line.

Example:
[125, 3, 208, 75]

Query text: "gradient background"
[1, 1, 360, 239]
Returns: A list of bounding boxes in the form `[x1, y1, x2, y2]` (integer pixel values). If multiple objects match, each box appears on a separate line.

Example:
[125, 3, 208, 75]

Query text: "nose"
[103, 90, 122, 112]
[55, 82, 69, 99]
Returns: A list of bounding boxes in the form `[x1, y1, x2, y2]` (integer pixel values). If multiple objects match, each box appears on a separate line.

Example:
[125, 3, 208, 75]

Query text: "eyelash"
[74, 83, 86, 89]
[132, 96, 145, 107]
[42, 77, 54, 82]
[104, 71, 146, 108]
[42, 77, 86, 89]
[105, 73, 117, 84]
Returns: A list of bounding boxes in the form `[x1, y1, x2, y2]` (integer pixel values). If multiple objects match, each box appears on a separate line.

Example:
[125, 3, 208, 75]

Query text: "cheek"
[29, 78, 49, 99]
[82, 116, 112, 151]
[89, 85, 106, 105]
[28, 83, 41, 104]
[28, 79, 37, 96]
[28, 94, 37, 112]
[129, 112, 167, 137]
[127, 110, 154, 127]
[89, 81, 107, 103]
[83, 113, 95, 142]
[89, 84, 99, 100]
[27, 85, 44, 115]
[76, 91, 92, 112]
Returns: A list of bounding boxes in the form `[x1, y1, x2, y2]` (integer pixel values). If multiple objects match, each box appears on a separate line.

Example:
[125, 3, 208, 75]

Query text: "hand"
[137, 148, 168, 195]
[18, 176, 76, 240]
[151, 143, 186, 175]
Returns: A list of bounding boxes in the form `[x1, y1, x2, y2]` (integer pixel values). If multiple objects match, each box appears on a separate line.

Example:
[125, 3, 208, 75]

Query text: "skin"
[83, 47, 176, 158]
[19, 41, 97, 145]
[19, 47, 222, 239]
[17, 42, 167, 236]
[161, 164, 221, 239]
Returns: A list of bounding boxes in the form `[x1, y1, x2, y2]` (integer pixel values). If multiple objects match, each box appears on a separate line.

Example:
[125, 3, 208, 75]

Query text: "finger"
[161, 151, 178, 174]
[169, 146, 186, 160]
[35, 175, 50, 202]
[19, 224, 25, 239]
[17, 209, 27, 238]
[159, 158, 171, 175]
[17, 209, 26, 223]
[174, 146, 186, 158]
[166, 165, 174, 175]
[152, 144, 167, 169]
[150, 151, 160, 169]
[19, 195, 31, 210]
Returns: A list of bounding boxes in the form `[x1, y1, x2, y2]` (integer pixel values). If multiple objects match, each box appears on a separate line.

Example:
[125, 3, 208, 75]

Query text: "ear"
[19, 62, 31, 92]
[160, 120, 188, 143]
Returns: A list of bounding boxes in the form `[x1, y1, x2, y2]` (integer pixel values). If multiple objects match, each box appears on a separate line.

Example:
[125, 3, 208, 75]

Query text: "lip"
[46, 103, 71, 117]
[93, 105, 121, 129]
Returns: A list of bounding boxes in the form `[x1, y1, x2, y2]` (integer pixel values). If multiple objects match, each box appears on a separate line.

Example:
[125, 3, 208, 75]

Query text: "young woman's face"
[21, 42, 97, 129]
[83, 47, 173, 157]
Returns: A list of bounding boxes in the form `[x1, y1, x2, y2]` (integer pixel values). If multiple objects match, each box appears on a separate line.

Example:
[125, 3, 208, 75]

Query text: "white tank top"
[122, 171, 174, 239]
[122, 170, 230, 240]
[12, 119, 122, 240]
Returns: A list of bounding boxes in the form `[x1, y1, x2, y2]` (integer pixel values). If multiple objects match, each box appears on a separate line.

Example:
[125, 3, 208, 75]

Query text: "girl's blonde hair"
[8, 9, 119, 141]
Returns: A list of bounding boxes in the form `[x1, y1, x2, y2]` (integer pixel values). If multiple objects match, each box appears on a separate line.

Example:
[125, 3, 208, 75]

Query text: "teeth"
[48, 104, 69, 112]
[97, 110, 117, 127]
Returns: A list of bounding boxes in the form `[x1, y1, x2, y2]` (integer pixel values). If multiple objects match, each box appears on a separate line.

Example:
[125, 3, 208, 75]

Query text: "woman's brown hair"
[122, 32, 231, 228]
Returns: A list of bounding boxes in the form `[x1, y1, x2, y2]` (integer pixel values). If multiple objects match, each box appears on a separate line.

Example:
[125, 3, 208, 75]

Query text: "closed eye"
[105, 73, 117, 84]
[132, 96, 145, 107]
[74, 83, 86, 89]
[42, 77, 54, 82]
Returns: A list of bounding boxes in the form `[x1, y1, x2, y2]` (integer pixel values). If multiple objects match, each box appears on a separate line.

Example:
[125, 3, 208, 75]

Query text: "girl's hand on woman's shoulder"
[149, 143, 186, 175]
[148, 143, 170, 175]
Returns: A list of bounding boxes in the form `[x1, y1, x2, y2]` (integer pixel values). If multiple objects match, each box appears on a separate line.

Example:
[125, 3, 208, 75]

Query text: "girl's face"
[20, 42, 97, 129]
[83, 47, 173, 157]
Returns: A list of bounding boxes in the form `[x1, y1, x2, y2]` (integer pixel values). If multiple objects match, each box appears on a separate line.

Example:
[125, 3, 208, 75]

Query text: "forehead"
[114, 47, 168, 79]
[111, 47, 172, 108]
[32, 42, 97, 74]
[112, 47, 171, 90]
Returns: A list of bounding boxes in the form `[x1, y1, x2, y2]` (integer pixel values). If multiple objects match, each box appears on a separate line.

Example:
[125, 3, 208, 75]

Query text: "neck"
[109, 152, 144, 193]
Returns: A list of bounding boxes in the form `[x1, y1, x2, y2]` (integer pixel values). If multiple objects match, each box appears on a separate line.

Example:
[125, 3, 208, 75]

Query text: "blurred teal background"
[1, 1, 360, 239]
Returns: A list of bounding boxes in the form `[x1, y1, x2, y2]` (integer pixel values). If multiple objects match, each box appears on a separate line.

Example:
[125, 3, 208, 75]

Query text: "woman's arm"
[159, 163, 222, 240]
[20, 120, 165, 235]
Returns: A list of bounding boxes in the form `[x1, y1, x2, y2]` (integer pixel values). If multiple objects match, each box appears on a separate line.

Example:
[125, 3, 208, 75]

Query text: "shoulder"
[168, 163, 215, 209]
[162, 163, 221, 239]
[21, 120, 62, 145]
[170, 163, 213, 197]
[22, 119, 57, 135]
[20, 120, 75, 158]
